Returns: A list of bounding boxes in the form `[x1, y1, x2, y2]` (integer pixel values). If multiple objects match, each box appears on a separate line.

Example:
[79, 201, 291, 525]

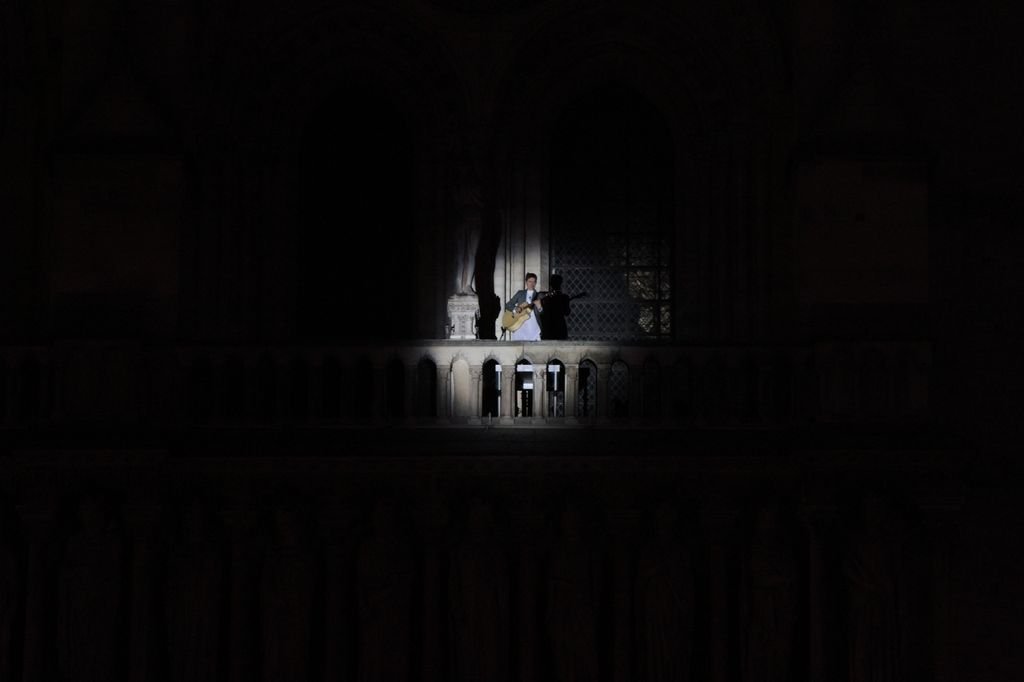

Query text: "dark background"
[1, 1, 1023, 681]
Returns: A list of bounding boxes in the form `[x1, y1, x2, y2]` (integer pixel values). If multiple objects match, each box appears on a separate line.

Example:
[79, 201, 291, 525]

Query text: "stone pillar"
[322, 502, 358, 682]
[17, 490, 57, 682]
[126, 496, 162, 682]
[702, 501, 738, 682]
[447, 294, 480, 339]
[469, 366, 483, 424]
[919, 495, 962, 682]
[608, 510, 641, 682]
[534, 366, 546, 420]
[801, 502, 838, 682]
[565, 364, 579, 423]
[220, 496, 257, 682]
[501, 364, 515, 422]
[416, 498, 448, 682]
[509, 505, 544, 682]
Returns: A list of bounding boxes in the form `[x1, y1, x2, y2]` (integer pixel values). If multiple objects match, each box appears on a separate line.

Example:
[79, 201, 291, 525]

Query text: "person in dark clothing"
[539, 274, 571, 340]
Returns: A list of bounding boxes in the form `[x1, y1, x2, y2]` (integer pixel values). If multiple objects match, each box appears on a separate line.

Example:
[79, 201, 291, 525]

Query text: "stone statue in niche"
[0, 519, 18, 682]
[166, 498, 225, 682]
[261, 505, 317, 682]
[448, 499, 510, 682]
[742, 504, 798, 682]
[843, 496, 901, 682]
[357, 500, 415, 682]
[545, 504, 603, 682]
[453, 180, 483, 296]
[57, 496, 123, 682]
[635, 502, 694, 682]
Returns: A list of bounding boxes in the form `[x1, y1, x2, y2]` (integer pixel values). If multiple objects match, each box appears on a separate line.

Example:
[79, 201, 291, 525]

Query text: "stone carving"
[57, 496, 123, 682]
[166, 499, 225, 682]
[261, 506, 316, 682]
[357, 500, 415, 682]
[453, 181, 483, 296]
[448, 499, 510, 682]
[743, 504, 797, 682]
[635, 503, 694, 682]
[546, 505, 602, 682]
[843, 497, 901, 682]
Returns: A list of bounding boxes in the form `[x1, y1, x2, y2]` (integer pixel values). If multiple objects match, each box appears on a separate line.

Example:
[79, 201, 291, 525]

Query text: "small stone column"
[501, 364, 515, 422]
[469, 367, 483, 424]
[534, 366, 546, 420]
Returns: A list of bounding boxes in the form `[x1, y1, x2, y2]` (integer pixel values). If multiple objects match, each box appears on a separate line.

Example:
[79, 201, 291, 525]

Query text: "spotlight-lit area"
[1, 2, 1022, 681]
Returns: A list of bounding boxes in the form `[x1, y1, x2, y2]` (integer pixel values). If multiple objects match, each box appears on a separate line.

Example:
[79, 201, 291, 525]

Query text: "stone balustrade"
[0, 340, 931, 428]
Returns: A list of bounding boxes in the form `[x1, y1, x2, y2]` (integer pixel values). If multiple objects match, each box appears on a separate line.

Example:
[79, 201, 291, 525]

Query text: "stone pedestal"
[447, 294, 480, 340]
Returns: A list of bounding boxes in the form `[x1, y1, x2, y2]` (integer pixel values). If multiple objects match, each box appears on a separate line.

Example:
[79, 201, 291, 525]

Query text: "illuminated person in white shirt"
[504, 273, 543, 341]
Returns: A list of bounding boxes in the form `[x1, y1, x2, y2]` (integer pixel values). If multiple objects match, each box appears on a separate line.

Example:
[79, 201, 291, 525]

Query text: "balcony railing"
[0, 340, 930, 429]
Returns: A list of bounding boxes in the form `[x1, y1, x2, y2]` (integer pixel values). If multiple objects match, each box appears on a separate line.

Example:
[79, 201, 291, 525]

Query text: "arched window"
[577, 359, 598, 418]
[609, 361, 630, 419]
[482, 358, 500, 418]
[515, 358, 535, 418]
[546, 359, 566, 417]
[416, 358, 437, 418]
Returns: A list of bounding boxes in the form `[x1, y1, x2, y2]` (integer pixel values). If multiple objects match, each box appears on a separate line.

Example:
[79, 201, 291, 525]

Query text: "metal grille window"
[550, 85, 673, 341]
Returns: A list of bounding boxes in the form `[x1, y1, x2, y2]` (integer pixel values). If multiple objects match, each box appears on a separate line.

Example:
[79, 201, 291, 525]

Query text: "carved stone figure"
[261, 506, 316, 682]
[357, 500, 415, 682]
[448, 500, 510, 682]
[166, 499, 224, 682]
[57, 496, 123, 682]
[635, 503, 694, 682]
[843, 497, 901, 682]
[743, 504, 798, 682]
[453, 181, 483, 295]
[546, 505, 602, 682]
